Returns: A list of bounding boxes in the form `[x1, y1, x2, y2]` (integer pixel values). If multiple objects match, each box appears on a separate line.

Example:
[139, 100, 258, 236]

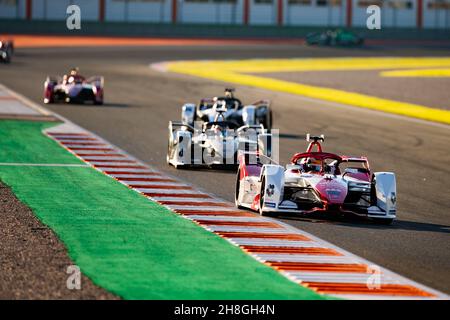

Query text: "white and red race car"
[235, 134, 397, 224]
[44, 68, 104, 105]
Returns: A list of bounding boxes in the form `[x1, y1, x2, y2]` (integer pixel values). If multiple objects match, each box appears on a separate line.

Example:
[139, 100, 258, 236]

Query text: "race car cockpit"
[300, 157, 322, 173]
[215, 88, 243, 111]
[63, 68, 85, 85]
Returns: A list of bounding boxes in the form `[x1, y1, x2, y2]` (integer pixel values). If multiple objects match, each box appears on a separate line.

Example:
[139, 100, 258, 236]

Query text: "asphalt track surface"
[1, 43, 449, 294]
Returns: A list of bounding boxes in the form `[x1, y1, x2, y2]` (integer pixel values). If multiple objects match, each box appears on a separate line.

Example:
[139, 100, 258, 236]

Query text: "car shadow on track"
[100, 103, 129, 108]
[273, 212, 450, 234]
[86, 102, 129, 108]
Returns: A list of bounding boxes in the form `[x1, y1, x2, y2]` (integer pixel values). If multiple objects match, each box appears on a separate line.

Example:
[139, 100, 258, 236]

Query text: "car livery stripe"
[45, 125, 448, 300]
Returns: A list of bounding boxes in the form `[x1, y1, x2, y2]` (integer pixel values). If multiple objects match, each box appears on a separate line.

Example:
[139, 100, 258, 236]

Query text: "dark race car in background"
[44, 73, 104, 105]
[306, 29, 364, 47]
[0, 40, 14, 63]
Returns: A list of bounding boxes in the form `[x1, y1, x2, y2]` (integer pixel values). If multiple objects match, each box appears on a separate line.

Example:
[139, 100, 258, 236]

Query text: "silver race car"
[167, 108, 273, 169]
[235, 134, 397, 224]
[180, 88, 272, 130]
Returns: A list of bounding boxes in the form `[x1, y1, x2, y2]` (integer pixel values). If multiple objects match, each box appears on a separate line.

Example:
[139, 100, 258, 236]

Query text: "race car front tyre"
[43, 96, 53, 104]
[259, 177, 271, 216]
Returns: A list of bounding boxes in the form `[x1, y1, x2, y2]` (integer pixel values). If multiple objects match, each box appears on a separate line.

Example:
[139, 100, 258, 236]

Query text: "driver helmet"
[66, 67, 80, 84]
[69, 67, 79, 76]
[301, 157, 321, 173]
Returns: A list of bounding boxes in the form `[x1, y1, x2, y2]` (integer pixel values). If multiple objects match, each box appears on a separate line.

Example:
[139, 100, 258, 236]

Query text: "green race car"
[306, 29, 364, 46]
